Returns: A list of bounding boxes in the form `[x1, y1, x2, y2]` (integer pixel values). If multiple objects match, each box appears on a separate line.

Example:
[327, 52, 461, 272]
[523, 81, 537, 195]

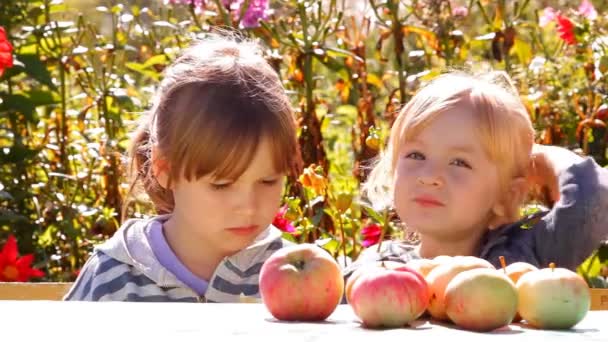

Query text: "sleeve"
[63, 251, 132, 301]
[532, 157, 608, 270]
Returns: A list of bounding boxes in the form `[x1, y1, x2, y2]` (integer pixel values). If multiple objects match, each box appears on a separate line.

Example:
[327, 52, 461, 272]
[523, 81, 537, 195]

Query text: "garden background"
[0, 0, 607, 287]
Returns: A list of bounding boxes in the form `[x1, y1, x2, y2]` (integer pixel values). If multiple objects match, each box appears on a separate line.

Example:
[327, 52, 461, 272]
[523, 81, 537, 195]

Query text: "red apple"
[349, 265, 429, 328]
[345, 261, 405, 304]
[259, 243, 344, 321]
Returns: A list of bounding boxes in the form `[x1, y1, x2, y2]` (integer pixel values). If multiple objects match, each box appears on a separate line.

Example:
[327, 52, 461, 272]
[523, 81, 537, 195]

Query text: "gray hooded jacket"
[64, 216, 290, 302]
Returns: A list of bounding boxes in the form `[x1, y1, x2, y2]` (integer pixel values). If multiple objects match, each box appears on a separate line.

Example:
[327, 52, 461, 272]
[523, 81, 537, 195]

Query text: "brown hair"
[125, 33, 297, 215]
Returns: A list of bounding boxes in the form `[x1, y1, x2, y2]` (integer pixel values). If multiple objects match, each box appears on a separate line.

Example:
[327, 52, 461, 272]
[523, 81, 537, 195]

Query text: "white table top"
[1, 301, 605, 341]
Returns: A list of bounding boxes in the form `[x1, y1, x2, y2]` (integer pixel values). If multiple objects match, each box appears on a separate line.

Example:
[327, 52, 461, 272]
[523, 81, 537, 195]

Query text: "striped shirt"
[63, 216, 291, 302]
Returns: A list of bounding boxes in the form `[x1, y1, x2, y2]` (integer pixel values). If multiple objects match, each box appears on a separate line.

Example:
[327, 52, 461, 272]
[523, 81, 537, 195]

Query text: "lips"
[226, 225, 259, 236]
[413, 195, 445, 208]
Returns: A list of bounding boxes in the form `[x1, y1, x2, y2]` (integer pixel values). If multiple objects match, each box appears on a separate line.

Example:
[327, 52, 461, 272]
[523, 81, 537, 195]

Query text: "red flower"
[360, 223, 382, 248]
[0, 27, 14, 77]
[272, 206, 297, 234]
[0, 235, 45, 282]
[556, 15, 576, 45]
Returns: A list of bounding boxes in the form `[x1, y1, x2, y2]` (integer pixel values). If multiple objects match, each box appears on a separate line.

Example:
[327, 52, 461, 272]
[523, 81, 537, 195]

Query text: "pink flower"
[452, 6, 468, 18]
[360, 223, 382, 248]
[272, 206, 296, 234]
[223, 0, 269, 28]
[578, 0, 597, 20]
[539, 7, 558, 27]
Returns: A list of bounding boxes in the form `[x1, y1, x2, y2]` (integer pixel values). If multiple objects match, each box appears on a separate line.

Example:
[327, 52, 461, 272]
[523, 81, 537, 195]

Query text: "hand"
[527, 144, 585, 207]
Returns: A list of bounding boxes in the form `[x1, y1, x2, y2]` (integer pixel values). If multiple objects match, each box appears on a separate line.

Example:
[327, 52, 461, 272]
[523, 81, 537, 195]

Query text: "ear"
[508, 176, 529, 208]
[488, 177, 528, 230]
[151, 146, 171, 189]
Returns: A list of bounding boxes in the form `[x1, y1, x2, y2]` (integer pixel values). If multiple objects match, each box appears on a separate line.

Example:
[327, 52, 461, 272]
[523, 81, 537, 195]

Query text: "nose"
[234, 187, 257, 218]
[417, 164, 444, 187]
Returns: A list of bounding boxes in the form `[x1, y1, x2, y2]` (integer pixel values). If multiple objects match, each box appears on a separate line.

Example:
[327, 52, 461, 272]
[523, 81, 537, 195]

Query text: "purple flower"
[224, 0, 269, 28]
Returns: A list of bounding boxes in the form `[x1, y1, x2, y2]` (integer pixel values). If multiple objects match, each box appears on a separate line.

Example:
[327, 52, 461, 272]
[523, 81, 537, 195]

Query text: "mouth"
[226, 225, 259, 236]
[413, 196, 445, 208]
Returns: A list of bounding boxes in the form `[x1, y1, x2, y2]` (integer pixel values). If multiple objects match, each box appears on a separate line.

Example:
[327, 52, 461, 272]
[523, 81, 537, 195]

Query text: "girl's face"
[393, 107, 503, 242]
[170, 137, 285, 255]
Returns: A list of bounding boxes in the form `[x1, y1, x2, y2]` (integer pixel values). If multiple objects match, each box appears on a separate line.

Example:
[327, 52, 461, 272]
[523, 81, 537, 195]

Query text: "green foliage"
[0, 0, 607, 286]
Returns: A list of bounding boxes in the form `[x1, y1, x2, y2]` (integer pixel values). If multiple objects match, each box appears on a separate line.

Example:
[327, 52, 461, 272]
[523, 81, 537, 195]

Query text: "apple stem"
[549, 262, 555, 271]
[499, 256, 507, 274]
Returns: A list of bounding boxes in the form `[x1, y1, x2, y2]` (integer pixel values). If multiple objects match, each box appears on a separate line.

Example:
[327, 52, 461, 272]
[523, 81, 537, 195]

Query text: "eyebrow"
[448, 145, 476, 154]
[407, 139, 476, 154]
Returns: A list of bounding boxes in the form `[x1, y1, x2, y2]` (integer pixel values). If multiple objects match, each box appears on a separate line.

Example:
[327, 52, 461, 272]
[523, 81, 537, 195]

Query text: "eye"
[261, 179, 280, 186]
[405, 151, 425, 160]
[210, 182, 231, 190]
[450, 158, 472, 169]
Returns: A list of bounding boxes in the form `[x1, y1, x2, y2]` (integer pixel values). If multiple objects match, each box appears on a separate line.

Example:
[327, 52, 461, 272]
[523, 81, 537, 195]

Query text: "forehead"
[406, 108, 483, 152]
[214, 137, 281, 181]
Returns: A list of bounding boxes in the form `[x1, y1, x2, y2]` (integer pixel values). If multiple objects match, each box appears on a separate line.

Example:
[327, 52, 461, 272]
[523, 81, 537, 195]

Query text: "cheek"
[258, 183, 283, 205]
[256, 185, 284, 223]
[392, 167, 413, 213]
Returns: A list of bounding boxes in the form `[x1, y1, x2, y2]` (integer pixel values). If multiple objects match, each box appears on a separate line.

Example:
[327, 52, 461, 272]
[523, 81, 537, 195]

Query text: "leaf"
[125, 62, 161, 81]
[336, 104, 357, 118]
[0, 144, 41, 163]
[0, 94, 38, 123]
[588, 276, 608, 289]
[26, 90, 60, 106]
[366, 73, 383, 89]
[362, 206, 385, 225]
[0, 208, 29, 225]
[402, 26, 439, 52]
[153, 21, 177, 29]
[0, 190, 13, 201]
[493, 3, 504, 30]
[13, 53, 56, 89]
[511, 38, 532, 65]
[142, 54, 168, 69]
[578, 250, 604, 280]
[598, 242, 608, 262]
[325, 47, 363, 63]
[38, 224, 58, 248]
[316, 237, 339, 255]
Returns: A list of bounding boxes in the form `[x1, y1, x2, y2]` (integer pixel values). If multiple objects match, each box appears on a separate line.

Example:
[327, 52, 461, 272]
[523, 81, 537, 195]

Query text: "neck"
[416, 230, 485, 259]
[163, 216, 224, 281]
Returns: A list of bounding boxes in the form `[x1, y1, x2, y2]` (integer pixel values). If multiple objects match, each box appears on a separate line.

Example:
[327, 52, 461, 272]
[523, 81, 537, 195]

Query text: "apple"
[259, 243, 344, 321]
[445, 268, 518, 332]
[504, 262, 539, 283]
[516, 264, 590, 329]
[345, 260, 405, 304]
[426, 256, 495, 321]
[406, 258, 441, 277]
[503, 261, 538, 322]
[349, 265, 429, 328]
